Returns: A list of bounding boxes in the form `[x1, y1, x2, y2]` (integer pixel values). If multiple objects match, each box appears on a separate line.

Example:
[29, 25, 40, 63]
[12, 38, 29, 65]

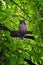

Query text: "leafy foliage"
[0, 0, 43, 65]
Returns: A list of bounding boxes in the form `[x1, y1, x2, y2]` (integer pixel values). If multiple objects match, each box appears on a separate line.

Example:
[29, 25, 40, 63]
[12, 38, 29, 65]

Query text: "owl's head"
[20, 20, 26, 24]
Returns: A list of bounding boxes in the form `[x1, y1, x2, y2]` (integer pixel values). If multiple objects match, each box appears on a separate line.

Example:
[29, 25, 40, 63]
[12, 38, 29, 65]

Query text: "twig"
[10, 0, 30, 18]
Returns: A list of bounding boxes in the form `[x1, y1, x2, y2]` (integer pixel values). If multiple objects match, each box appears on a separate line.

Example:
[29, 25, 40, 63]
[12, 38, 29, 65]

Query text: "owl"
[19, 20, 26, 39]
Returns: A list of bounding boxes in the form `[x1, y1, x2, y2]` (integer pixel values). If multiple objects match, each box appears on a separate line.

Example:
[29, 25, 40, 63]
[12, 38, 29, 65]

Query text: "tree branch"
[0, 16, 8, 22]
[0, 23, 11, 32]
[24, 58, 36, 65]
[0, 23, 35, 40]
[12, 14, 26, 20]
[10, 31, 35, 40]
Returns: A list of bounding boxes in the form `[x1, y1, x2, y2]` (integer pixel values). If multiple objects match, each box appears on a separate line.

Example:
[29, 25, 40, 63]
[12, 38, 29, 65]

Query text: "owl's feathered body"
[19, 20, 26, 39]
